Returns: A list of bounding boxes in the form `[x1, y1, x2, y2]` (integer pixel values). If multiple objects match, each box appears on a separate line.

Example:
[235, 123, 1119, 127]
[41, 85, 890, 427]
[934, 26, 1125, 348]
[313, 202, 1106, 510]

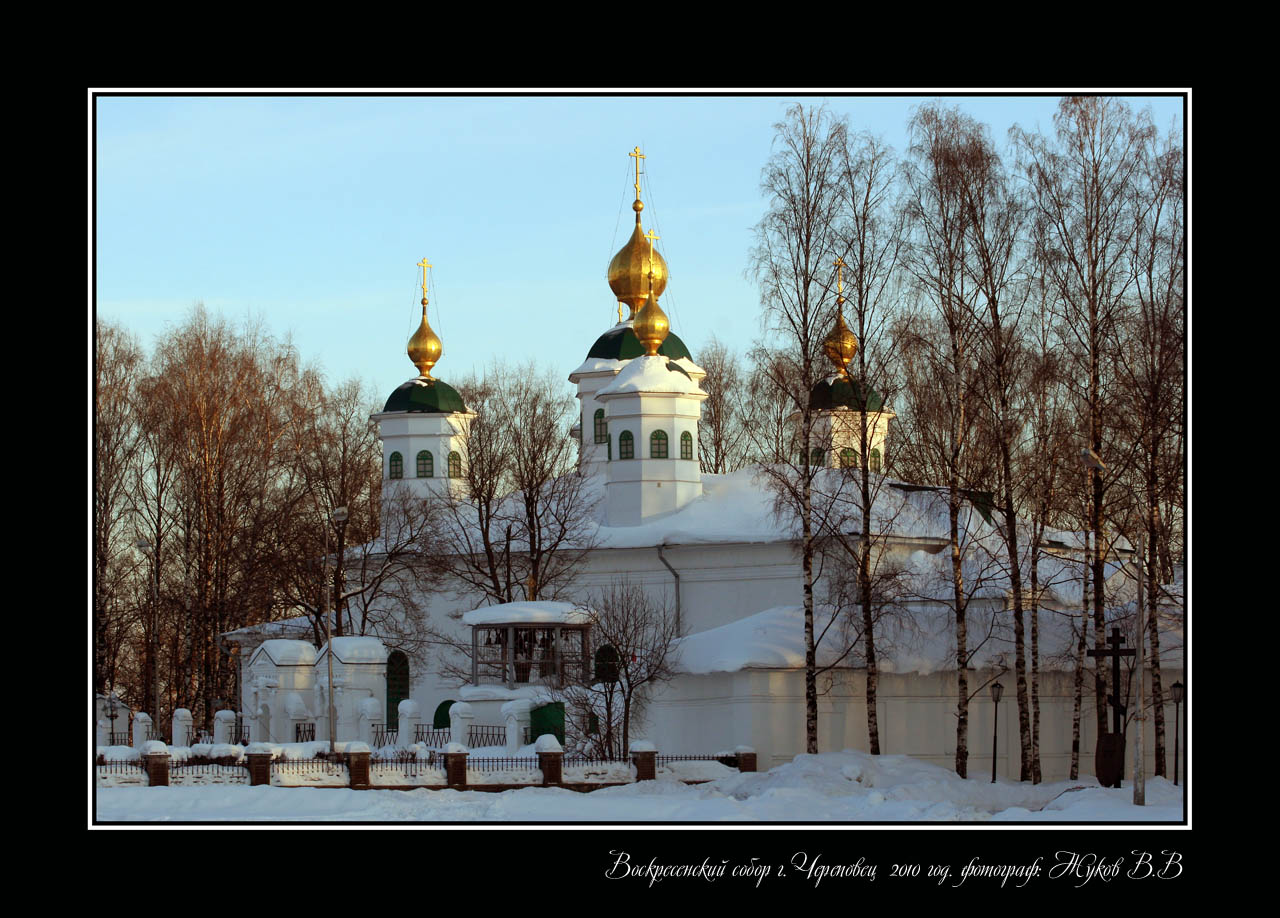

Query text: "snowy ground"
[95, 750, 1184, 823]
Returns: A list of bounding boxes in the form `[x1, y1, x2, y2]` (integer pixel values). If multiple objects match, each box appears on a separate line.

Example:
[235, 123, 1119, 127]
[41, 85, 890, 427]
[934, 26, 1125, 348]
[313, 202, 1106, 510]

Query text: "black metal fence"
[467, 724, 506, 748]
[372, 724, 399, 747]
[563, 753, 634, 767]
[108, 732, 130, 746]
[170, 758, 250, 783]
[414, 726, 451, 747]
[294, 723, 316, 743]
[656, 753, 741, 766]
[271, 755, 347, 778]
[468, 756, 542, 779]
[95, 757, 148, 777]
[370, 752, 443, 780]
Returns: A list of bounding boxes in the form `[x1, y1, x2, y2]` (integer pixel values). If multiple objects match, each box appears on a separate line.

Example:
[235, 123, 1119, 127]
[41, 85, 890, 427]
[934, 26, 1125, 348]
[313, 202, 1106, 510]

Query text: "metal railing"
[294, 723, 316, 743]
[656, 753, 741, 768]
[414, 726, 451, 747]
[170, 758, 249, 782]
[271, 755, 346, 777]
[467, 725, 506, 748]
[372, 724, 400, 747]
[95, 757, 147, 776]
[468, 756, 542, 779]
[370, 752, 442, 779]
[108, 732, 130, 746]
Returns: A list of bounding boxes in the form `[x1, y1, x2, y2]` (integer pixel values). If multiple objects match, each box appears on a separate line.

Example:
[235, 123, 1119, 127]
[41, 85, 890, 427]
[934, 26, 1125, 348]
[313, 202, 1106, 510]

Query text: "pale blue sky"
[95, 94, 1184, 405]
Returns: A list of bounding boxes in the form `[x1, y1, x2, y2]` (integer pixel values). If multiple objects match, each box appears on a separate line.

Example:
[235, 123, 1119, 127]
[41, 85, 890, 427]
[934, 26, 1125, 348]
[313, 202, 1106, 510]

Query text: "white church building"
[224, 155, 1183, 783]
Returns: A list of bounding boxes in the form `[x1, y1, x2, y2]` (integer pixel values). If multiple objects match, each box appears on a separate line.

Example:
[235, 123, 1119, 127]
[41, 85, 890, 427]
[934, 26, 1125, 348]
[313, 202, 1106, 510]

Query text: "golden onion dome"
[407, 298, 443, 380]
[823, 311, 858, 378]
[608, 216, 669, 318]
[633, 260, 670, 356]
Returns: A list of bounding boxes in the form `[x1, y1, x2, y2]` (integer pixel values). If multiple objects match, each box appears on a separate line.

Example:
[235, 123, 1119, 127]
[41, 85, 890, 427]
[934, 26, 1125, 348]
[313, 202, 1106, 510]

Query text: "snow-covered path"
[95, 750, 1184, 823]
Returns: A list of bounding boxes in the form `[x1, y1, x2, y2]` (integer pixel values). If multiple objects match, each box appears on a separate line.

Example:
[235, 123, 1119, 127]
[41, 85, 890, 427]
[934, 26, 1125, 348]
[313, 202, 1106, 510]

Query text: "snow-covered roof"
[223, 616, 312, 642]
[249, 640, 318, 667]
[672, 600, 1183, 676]
[317, 636, 388, 664]
[569, 355, 626, 379]
[462, 601, 592, 626]
[596, 355, 706, 397]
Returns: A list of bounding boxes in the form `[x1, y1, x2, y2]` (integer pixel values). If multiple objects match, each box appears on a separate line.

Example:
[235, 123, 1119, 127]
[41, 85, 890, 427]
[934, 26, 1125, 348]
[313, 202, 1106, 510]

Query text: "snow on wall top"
[317, 636, 387, 664]
[596, 355, 706, 397]
[251, 640, 318, 667]
[462, 601, 592, 626]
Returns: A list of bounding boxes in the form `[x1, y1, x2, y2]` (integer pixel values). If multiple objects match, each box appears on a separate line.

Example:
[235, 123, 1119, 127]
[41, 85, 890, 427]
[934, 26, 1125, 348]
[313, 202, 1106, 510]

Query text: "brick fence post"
[143, 741, 170, 787]
[735, 745, 757, 773]
[246, 743, 273, 786]
[630, 740, 657, 782]
[347, 742, 371, 790]
[444, 743, 469, 788]
[535, 734, 564, 786]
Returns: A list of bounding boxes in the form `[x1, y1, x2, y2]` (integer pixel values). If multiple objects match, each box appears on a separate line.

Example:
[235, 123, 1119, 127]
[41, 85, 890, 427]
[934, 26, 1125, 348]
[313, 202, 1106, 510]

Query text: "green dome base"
[809, 377, 885, 412]
[586, 325, 692, 362]
[383, 377, 468, 414]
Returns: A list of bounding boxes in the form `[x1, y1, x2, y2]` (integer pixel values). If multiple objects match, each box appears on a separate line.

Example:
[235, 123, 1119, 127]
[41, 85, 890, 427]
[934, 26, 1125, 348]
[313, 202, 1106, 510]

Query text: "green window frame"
[448, 451, 462, 478]
[870, 447, 882, 473]
[650, 430, 668, 459]
[810, 447, 824, 466]
[593, 408, 607, 444]
[680, 431, 693, 460]
[416, 450, 434, 478]
[619, 430, 634, 459]
[389, 451, 403, 479]
[840, 448, 857, 469]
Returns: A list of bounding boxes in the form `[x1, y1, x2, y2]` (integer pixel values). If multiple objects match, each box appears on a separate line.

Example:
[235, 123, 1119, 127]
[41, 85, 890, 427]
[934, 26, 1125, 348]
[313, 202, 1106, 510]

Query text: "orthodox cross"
[644, 228, 660, 288]
[834, 256, 846, 305]
[416, 256, 432, 301]
[629, 145, 646, 200]
[1087, 625, 1135, 733]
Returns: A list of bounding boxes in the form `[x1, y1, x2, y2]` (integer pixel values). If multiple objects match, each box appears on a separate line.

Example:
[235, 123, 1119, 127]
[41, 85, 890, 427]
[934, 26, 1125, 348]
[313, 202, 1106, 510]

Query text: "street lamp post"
[104, 696, 119, 742]
[1079, 447, 1145, 806]
[136, 538, 160, 728]
[990, 681, 1004, 784]
[1170, 680, 1183, 787]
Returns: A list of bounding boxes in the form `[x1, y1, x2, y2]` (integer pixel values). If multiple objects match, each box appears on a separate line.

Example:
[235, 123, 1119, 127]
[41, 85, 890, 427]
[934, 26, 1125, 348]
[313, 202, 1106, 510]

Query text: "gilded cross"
[629, 146, 646, 200]
[416, 257, 432, 300]
[834, 256, 846, 294]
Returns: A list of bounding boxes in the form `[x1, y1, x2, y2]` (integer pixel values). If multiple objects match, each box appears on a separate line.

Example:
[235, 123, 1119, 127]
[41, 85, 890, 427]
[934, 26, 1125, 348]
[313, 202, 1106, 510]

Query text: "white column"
[213, 709, 237, 745]
[398, 700, 421, 750]
[172, 708, 194, 747]
[449, 701, 474, 747]
[132, 712, 153, 750]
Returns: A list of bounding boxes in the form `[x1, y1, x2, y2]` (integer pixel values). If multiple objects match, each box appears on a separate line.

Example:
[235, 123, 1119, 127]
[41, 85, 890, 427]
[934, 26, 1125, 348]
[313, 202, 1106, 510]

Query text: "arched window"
[389, 451, 403, 479]
[386, 651, 410, 726]
[618, 430, 634, 459]
[840, 448, 857, 468]
[870, 448, 882, 472]
[593, 409, 607, 444]
[448, 451, 462, 478]
[433, 699, 456, 730]
[680, 431, 693, 460]
[650, 430, 668, 459]
[810, 447, 825, 467]
[416, 450, 434, 478]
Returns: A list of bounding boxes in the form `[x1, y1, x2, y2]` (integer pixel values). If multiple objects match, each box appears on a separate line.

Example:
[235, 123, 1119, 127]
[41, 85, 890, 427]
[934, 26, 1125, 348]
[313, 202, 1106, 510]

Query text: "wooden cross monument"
[1087, 625, 1135, 734]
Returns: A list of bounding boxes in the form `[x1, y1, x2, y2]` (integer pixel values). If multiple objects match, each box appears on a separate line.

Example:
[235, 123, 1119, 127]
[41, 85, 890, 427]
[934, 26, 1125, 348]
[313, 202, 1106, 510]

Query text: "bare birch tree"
[750, 103, 847, 754]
